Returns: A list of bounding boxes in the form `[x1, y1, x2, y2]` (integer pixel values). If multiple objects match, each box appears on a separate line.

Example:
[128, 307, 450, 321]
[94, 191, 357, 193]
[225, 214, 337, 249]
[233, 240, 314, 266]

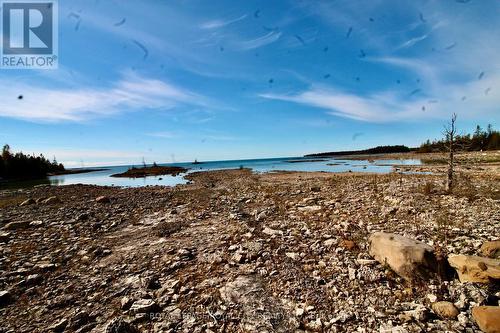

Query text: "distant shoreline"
[48, 168, 109, 176]
[305, 145, 414, 158]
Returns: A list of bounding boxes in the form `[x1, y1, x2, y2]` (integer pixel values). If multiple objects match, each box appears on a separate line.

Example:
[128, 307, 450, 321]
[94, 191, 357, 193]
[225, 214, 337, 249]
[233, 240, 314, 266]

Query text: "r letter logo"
[1, 0, 58, 69]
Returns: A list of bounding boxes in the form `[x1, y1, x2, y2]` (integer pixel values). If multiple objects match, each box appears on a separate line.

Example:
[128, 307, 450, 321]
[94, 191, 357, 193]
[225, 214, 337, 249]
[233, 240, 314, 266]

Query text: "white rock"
[130, 299, 157, 313]
[426, 294, 438, 303]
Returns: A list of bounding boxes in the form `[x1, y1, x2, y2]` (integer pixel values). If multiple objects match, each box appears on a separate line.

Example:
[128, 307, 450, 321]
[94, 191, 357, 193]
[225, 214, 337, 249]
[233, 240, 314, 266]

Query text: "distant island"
[111, 165, 188, 178]
[305, 145, 413, 157]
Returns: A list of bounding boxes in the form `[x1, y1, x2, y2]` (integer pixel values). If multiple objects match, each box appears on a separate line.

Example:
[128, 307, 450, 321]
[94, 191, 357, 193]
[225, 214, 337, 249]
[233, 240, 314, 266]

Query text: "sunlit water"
[44, 157, 422, 188]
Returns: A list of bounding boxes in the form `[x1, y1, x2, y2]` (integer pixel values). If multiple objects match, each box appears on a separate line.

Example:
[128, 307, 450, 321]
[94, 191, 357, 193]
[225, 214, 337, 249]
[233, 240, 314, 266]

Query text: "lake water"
[45, 157, 422, 188]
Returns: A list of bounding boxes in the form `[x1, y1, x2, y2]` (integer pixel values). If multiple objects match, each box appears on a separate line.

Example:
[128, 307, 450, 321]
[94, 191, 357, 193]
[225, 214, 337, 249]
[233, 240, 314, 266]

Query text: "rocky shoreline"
[0, 157, 499, 332]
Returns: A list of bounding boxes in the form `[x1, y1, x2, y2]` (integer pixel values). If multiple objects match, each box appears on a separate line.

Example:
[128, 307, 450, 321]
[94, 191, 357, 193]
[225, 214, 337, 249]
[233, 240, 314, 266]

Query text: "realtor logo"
[1, 0, 58, 69]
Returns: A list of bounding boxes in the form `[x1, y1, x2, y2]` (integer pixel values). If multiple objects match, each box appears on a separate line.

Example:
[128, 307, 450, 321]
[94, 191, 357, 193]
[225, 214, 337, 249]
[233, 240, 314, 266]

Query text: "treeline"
[306, 145, 413, 157]
[0, 145, 65, 180]
[419, 124, 500, 153]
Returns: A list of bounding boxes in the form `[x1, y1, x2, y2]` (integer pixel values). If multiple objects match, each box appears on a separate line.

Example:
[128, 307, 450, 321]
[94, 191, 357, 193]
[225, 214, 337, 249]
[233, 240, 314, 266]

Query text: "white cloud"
[0, 72, 209, 122]
[260, 72, 500, 123]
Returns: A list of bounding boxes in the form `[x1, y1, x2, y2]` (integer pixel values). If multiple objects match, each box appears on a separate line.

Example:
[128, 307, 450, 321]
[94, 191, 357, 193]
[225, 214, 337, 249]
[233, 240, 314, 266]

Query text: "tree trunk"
[446, 113, 457, 193]
[447, 146, 453, 192]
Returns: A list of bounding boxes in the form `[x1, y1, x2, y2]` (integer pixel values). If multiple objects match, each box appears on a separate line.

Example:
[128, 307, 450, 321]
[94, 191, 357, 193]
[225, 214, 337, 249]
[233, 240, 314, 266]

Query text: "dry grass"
[452, 174, 478, 201]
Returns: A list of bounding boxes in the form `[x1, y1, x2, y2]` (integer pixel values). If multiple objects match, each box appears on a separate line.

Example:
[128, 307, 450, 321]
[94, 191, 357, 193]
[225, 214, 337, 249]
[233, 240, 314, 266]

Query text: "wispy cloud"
[397, 34, 428, 49]
[200, 14, 247, 29]
[0, 72, 209, 122]
[235, 31, 282, 50]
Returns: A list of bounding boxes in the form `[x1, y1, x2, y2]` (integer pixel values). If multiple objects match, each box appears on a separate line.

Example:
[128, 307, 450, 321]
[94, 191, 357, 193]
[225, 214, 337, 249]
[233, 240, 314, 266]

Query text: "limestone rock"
[431, 301, 459, 319]
[220, 275, 295, 332]
[368, 232, 438, 281]
[96, 196, 111, 203]
[448, 255, 500, 283]
[19, 198, 35, 206]
[262, 227, 282, 236]
[43, 196, 61, 205]
[130, 299, 158, 313]
[481, 241, 500, 259]
[472, 306, 500, 333]
[105, 318, 140, 333]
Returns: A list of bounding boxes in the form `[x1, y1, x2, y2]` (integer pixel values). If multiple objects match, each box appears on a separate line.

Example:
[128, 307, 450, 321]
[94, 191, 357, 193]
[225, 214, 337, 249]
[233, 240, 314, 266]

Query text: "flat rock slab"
[472, 306, 500, 333]
[368, 232, 437, 281]
[220, 275, 296, 332]
[130, 299, 158, 314]
[448, 255, 500, 283]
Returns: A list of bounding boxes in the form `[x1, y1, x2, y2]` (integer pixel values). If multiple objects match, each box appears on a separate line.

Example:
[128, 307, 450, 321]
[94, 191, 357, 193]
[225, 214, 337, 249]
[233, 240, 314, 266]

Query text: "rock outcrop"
[448, 255, 500, 283]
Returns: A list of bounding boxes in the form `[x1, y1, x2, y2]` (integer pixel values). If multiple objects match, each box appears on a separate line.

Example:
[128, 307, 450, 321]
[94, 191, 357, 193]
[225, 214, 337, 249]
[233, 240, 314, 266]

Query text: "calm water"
[45, 157, 422, 188]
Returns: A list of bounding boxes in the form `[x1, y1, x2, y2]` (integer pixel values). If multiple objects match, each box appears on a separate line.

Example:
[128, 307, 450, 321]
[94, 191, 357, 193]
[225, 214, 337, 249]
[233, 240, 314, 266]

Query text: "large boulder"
[472, 306, 500, 333]
[448, 255, 500, 283]
[368, 232, 438, 281]
[431, 301, 459, 319]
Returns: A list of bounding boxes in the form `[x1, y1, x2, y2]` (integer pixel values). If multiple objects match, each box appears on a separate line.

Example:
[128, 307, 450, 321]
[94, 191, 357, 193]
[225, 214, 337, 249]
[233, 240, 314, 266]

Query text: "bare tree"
[443, 113, 457, 192]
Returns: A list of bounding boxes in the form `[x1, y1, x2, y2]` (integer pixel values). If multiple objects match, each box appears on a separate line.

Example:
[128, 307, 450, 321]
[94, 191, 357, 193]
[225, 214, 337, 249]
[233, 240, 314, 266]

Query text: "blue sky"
[0, 0, 499, 167]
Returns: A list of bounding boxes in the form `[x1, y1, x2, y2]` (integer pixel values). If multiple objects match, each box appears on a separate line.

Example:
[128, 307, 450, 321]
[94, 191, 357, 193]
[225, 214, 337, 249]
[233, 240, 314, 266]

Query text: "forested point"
[0, 144, 65, 180]
[305, 145, 412, 157]
[418, 124, 500, 153]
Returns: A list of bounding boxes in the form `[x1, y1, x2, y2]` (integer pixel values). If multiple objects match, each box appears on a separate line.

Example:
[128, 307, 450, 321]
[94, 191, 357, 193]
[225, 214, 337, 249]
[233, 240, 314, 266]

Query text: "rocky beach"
[0, 152, 499, 332]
